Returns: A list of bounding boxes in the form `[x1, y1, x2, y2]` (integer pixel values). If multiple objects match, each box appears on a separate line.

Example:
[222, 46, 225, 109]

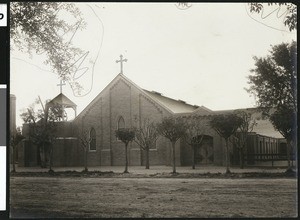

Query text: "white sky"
[10, 3, 296, 127]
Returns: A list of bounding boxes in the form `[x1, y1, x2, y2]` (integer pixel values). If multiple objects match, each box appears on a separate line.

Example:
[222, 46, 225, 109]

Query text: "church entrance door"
[195, 135, 213, 164]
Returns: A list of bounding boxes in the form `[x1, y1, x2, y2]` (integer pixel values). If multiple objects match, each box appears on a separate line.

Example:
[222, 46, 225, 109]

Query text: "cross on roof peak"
[57, 79, 66, 94]
[116, 54, 127, 74]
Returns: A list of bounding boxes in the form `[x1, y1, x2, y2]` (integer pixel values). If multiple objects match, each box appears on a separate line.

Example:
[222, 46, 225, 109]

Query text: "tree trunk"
[192, 145, 196, 169]
[124, 143, 129, 173]
[12, 146, 16, 172]
[145, 147, 150, 169]
[39, 146, 43, 168]
[40, 144, 46, 168]
[225, 139, 231, 174]
[49, 145, 53, 172]
[172, 142, 176, 174]
[239, 148, 244, 169]
[84, 148, 88, 172]
[140, 146, 143, 167]
[286, 139, 291, 170]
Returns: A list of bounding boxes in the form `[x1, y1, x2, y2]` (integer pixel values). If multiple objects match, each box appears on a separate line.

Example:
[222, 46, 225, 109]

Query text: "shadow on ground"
[10, 169, 297, 178]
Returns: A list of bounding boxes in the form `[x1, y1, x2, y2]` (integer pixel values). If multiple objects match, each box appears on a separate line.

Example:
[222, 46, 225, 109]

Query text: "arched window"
[116, 116, 125, 141]
[89, 128, 96, 151]
[117, 116, 125, 130]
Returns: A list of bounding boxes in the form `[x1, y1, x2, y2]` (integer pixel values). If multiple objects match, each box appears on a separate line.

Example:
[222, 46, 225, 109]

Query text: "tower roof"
[47, 93, 77, 108]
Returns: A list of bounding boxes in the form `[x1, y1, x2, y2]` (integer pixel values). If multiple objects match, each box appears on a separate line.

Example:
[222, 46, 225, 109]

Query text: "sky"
[10, 3, 296, 127]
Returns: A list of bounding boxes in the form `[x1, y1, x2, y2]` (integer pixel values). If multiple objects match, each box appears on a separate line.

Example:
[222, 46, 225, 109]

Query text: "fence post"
[271, 154, 274, 167]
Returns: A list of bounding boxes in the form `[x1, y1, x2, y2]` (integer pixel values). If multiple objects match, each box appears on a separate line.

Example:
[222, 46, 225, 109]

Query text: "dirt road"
[10, 177, 297, 218]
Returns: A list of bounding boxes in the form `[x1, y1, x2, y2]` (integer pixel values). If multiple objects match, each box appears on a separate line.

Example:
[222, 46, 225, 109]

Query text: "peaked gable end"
[74, 74, 174, 122]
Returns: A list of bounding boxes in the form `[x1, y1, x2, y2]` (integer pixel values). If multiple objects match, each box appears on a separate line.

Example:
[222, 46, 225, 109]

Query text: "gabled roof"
[47, 93, 77, 108]
[76, 74, 202, 119]
[252, 119, 283, 139]
[143, 89, 197, 114]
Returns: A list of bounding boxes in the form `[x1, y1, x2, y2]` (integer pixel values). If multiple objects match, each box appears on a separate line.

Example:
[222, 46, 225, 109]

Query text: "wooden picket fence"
[244, 153, 295, 167]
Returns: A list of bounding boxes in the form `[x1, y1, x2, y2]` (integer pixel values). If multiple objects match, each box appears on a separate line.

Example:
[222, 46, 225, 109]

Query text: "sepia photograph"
[9, 2, 297, 218]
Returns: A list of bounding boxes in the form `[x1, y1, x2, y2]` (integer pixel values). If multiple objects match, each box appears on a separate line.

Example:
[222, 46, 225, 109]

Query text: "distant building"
[10, 94, 16, 135]
[18, 74, 287, 167]
[9, 94, 16, 164]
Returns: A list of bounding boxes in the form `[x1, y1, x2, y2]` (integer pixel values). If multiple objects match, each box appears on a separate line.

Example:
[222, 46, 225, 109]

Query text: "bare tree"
[231, 111, 257, 169]
[78, 129, 91, 172]
[115, 128, 135, 173]
[134, 119, 159, 169]
[20, 97, 59, 171]
[184, 116, 207, 169]
[10, 127, 24, 173]
[157, 117, 187, 174]
[210, 114, 243, 174]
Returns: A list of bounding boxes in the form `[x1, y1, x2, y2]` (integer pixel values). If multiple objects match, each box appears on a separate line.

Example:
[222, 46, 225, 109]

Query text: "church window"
[116, 116, 125, 141]
[117, 116, 125, 129]
[89, 128, 96, 151]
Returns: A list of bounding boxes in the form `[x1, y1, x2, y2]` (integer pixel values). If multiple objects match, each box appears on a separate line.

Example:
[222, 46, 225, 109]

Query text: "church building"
[17, 72, 286, 168]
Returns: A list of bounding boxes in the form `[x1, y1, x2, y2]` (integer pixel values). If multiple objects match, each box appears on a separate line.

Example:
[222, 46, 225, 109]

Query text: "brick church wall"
[138, 92, 173, 166]
[20, 122, 86, 167]
[52, 138, 82, 167]
[18, 137, 84, 167]
[75, 77, 175, 167]
[76, 96, 103, 166]
[110, 79, 132, 165]
[18, 140, 38, 167]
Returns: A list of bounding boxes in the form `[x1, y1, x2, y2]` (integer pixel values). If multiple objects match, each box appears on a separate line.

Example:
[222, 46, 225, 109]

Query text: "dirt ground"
[10, 176, 297, 218]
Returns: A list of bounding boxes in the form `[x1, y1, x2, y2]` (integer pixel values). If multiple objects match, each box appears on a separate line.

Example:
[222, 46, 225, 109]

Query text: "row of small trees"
[114, 111, 256, 174]
[14, 96, 290, 175]
[12, 99, 255, 174]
